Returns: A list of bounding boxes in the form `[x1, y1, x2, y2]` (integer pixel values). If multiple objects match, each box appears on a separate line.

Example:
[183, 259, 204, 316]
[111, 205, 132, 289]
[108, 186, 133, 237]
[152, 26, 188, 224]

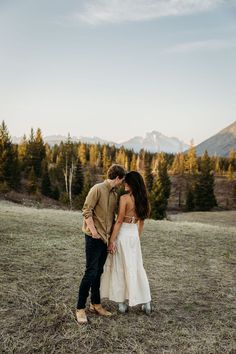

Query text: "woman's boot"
[118, 302, 128, 313]
[141, 302, 152, 315]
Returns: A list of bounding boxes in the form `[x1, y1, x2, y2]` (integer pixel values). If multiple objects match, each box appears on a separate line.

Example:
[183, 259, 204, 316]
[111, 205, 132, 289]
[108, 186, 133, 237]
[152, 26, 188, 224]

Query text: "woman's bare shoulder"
[120, 193, 129, 199]
[120, 194, 129, 201]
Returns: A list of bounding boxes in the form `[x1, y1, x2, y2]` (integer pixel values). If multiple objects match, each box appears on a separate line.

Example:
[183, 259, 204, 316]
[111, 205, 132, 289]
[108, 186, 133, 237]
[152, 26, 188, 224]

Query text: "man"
[76, 164, 126, 324]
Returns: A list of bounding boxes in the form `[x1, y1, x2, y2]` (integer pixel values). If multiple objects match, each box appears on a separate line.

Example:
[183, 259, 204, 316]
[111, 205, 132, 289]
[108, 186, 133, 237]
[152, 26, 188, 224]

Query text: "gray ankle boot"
[141, 302, 152, 315]
[118, 303, 128, 313]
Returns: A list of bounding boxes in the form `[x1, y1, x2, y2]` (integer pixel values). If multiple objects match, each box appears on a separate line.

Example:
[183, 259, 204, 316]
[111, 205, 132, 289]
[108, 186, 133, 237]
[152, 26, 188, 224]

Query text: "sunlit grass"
[0, 201, 235, 354]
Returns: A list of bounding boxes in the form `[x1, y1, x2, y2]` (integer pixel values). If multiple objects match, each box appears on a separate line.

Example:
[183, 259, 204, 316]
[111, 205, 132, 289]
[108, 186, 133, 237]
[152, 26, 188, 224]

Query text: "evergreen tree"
[102, 145, 111, 174]
[144, 154, 153, 193]
[185, 141, 198, 175]
[0, 121, 21, 189]
[96, 150, 102, 168]
[72, 157, 84, 196]
[124, 155, 130, 171]
[51, 185, 60, 200]
[34, 128, 46, 177]
[214, 156, 221, 175]
[185, 186, 195, 211]
[11, 145, 21, 190]
[194, 150, 217, 211]
[24, 128, 45, 178]
[151, 155, 156, 172]
[171, 152, 185, 175]
[89, 144, 98, 166]
[232, 183, 236, 205]
[116, 146, 126, 167]
[52, 144, 59, 163]
[74, 171, 91, 210]
[57, 135, 77, 203]
[81, 171, 91, 200]
[27, 167, 37, 193]
[227, 163, 233, 181]
[130, 154, 137, 171]
[150, 153, 171, 220]
[136, 149, 145, 171]
[110, 144, 117, 162]
[45, 143, 52, 164]
[0, 121, 11, 184]
[25, 128, 35, 173]
[18, 134, 27, 171]
[229, 148, 236, 168]
[78, 143, 87, 165]
[41, 161, 52, 197]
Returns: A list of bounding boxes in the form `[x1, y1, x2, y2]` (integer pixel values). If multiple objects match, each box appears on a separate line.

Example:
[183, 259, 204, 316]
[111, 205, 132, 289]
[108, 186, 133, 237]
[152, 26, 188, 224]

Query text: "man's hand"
[85, 217, 101, 239]
[108, 241, 116, 254]
[91, 231, 101, 239]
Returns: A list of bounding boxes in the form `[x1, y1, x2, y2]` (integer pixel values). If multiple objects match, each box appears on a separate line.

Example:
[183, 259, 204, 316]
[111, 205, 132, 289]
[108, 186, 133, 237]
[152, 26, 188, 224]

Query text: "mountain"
[12, 131, 188, 153]
[78, 136, 116, 146]
[12, 135, 116, 146]
[42, 135, 117, 146]
[121, 131, 188, 153]
[195, 121, 236, 157]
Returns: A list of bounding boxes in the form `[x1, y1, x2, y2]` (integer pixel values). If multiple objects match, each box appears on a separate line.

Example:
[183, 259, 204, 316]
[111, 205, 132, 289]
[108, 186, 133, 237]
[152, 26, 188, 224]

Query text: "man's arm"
[82, 186, 101, 239]
[85, 217, 100, 239]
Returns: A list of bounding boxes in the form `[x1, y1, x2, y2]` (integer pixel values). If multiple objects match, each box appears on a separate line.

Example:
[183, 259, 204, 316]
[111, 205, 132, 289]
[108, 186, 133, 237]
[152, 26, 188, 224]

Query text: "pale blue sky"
[0, 0, 236, 144]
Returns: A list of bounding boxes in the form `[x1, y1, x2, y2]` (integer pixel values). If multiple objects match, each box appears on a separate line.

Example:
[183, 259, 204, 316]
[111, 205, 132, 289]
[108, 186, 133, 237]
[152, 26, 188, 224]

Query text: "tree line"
[1, 121, 236, 219]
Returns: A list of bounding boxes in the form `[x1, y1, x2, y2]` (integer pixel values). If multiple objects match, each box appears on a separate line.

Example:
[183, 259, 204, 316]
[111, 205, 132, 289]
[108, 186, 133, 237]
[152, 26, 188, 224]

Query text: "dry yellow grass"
[169, 210, 236, 228]
[0, 201, 235, 354]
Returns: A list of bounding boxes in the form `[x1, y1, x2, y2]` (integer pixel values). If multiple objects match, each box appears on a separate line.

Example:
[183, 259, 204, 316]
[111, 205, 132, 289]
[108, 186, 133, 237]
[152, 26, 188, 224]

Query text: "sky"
[0, 0, 236, 144]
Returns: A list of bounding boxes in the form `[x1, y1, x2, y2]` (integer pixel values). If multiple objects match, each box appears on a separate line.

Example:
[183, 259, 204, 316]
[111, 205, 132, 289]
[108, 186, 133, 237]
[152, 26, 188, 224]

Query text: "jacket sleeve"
[82, 185, 100, 219]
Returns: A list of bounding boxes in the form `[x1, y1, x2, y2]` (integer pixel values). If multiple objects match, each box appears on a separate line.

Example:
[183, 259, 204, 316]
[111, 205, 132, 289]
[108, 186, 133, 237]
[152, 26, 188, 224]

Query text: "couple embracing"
[76, 164, 152, 324]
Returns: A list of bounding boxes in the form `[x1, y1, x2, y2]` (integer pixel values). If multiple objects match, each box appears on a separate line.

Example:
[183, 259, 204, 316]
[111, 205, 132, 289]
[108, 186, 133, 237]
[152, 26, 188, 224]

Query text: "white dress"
[100, 222, 151, 306]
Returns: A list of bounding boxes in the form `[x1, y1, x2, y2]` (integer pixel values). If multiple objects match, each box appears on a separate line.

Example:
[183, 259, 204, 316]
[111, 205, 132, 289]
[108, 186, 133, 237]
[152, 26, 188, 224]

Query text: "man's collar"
[104, 179, 115, 192]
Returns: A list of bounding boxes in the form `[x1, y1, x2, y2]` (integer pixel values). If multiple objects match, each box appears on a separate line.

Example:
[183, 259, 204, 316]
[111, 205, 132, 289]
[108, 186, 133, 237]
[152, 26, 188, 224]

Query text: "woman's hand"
[108, 241, 116, 254]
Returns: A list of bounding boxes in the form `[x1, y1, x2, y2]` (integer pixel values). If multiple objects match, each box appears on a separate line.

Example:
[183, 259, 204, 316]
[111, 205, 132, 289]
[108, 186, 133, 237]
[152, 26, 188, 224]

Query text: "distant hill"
[12, 131, 188, 153]
[44, 135, 117, 146]
[195, 121, 236, 157]
[121, 131, 188, 153]
[12, 135, 116, 146]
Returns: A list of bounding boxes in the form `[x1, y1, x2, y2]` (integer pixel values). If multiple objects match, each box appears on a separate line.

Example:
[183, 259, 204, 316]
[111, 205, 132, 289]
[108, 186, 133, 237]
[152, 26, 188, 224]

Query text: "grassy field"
[0, 201, 235, 354]
[169, 210, 236, 228]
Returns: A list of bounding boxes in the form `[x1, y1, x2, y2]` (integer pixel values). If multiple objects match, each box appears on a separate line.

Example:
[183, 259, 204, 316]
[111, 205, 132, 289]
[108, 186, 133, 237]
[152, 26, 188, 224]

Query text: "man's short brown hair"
[107, 164, 126, 180]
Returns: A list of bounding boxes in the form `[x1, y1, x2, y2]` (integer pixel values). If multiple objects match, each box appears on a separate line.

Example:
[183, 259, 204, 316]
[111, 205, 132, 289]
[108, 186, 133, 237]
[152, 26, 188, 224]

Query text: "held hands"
[108, 241, 116, 254]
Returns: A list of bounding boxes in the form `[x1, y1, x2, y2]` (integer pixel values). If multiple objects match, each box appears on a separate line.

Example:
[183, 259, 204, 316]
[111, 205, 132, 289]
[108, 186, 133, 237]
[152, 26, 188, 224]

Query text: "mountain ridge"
[12, 121, 236, 156]
[195, 121, 236, 157]
[12, 130, 189, 153]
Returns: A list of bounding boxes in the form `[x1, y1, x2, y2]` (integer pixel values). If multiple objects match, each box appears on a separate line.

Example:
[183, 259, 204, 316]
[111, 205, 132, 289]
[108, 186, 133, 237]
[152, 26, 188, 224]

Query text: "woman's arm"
[138, 219, 144, 238]
[108, 196, 126, 253]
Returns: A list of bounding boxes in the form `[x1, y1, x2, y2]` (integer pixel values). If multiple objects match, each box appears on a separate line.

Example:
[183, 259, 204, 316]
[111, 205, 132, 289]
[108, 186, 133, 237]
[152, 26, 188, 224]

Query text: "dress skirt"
[100, 222, 151, 306]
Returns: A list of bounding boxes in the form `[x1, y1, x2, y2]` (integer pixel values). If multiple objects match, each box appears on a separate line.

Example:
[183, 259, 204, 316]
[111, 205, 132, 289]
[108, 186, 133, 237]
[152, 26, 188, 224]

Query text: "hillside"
[168, 175, 236, 211]
[195, 121, 236, 157]
[0, 201, 235, 354]
[1, 174, 235, 212]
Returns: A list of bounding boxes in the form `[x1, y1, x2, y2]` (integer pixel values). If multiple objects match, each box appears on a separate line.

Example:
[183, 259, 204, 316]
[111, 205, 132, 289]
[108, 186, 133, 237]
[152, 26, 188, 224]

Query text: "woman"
[100, 171, 152, 315]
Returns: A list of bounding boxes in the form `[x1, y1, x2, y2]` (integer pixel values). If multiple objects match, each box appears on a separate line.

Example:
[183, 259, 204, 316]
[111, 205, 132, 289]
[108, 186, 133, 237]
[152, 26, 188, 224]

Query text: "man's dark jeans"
[77, 234, 108, 309]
